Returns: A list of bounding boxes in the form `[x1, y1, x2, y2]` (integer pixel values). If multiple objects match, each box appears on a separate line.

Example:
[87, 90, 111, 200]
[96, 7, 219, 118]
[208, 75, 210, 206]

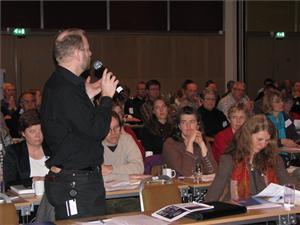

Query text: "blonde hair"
[262, 89, 282, 114]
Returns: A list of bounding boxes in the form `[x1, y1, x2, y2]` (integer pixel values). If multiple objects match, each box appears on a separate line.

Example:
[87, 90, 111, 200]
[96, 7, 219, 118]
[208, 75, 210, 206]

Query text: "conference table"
[55, 205, 300, 225]
[11, 177, 212, 221]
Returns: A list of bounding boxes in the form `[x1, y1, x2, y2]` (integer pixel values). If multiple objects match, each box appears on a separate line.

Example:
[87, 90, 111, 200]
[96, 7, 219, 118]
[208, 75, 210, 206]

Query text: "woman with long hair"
[140, 97, 173, 155]
[206, 115, 299, 202]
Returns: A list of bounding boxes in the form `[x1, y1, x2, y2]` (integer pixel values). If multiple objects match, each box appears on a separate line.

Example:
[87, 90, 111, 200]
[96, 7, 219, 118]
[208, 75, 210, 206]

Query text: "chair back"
[143, 154, 162, 175]
[0, 193, 18, 225]
[139, 179, 181, 212]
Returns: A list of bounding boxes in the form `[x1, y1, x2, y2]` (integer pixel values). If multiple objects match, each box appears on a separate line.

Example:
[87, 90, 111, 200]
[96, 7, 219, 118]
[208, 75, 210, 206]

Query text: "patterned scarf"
[230, 160, 278, 201]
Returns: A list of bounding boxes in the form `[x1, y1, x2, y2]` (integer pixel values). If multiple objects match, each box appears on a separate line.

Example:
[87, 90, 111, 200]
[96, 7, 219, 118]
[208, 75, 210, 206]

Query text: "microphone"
[93, 60, 125, 97]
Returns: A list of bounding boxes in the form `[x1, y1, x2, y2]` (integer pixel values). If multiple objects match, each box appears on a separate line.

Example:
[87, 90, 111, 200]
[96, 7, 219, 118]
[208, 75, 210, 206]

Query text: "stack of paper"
[77, 215, 168, 225]
[254, 183, 300, 205]
[10, 185, 35, 195]
[104, 180, 140, 192]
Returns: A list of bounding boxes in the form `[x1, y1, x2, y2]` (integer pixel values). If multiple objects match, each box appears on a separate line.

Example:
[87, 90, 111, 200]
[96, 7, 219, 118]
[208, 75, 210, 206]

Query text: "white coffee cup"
[162, 168, 176, 178]
[33, 180, 45, 196]
[145, 151, 153, 157]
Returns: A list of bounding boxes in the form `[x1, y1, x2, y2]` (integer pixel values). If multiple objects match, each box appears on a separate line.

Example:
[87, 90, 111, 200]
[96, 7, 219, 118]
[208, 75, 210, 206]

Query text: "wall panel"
[1, 32, 225, 96]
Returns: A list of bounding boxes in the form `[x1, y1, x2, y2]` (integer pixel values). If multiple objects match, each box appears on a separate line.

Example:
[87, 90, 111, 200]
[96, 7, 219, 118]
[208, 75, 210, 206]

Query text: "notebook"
[186, 201, 247, 221]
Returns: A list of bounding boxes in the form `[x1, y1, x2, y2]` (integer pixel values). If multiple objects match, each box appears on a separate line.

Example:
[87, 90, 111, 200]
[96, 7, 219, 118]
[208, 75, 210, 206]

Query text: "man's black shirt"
[41, 66, 112, 170]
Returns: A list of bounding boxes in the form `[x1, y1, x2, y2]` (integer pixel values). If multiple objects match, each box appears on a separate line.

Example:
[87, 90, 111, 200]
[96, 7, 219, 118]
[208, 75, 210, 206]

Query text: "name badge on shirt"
[129, 107, 134, 114]
[285, 119, 292, 128]
[66, 199, 78, 216]
[222, 121, 228, 127]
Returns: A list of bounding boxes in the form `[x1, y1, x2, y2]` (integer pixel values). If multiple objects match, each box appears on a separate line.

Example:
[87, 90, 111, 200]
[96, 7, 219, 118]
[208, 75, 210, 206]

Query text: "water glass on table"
[284, 183, 295, 210]
[193, 163, 202, 184]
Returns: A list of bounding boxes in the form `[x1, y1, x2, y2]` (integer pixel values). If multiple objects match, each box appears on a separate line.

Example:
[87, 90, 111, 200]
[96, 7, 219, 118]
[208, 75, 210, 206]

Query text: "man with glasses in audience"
[217, 81, 253, 117]
[41, 28, 118, 219]
[101, 111, 144, 182]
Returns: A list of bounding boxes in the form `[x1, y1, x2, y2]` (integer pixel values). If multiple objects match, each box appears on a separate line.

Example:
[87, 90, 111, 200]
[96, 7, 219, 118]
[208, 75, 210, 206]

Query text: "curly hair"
[225, 114, 278, 172]
[171, 106, 204, 142]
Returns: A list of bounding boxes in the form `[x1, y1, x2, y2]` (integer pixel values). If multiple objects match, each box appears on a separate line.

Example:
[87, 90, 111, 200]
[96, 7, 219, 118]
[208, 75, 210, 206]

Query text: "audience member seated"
[254, 78, 275, 102]
[3, 109, 49, 189]
[262, 89, 300, 147]
[29, 89, 42, 110]
[253, 83, 277, 114]
[112, 102, 145, 157]
[1, 83, 17, 118]
[162, 106, 216, 177]
[291, 81, 300, 118]
[140, 79, 161, 123]
[204, 80, 220, 103]
[0, 116, 13, 172]
[222, 80, 235, 98]
[212, 103, 249, 164]
[101, 112, 144, 182]
[5, 90, 37, 138]
[197, 88, 228, 138]
[176, 79, 201, 109]
[206, 115, 300, 202]
[140, 97, 173, 155]
[217, 81, 253, 117]
[279, 79, 293, 97]
[283, 95, 298, 120]
[124, 81, 146, 120]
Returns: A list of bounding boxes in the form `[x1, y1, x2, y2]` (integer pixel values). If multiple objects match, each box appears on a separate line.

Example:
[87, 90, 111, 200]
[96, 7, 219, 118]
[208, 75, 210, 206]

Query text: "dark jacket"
[3, 140, 48, 188]
[282, 113, 300, 144]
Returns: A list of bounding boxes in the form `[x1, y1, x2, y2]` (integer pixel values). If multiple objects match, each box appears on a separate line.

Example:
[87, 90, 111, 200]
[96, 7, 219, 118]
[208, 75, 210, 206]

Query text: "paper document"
[103, 214, 169, 225]
[254, 183, 300, 205]
[10, 185, 35, 195]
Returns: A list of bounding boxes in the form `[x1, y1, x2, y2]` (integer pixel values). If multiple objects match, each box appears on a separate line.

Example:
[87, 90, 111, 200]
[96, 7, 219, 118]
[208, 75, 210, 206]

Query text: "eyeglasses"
[180, 120, 197, 126]
[233, 88, 245, 92]
[204, 98, 216, 101]
[109, 126, 121, 134]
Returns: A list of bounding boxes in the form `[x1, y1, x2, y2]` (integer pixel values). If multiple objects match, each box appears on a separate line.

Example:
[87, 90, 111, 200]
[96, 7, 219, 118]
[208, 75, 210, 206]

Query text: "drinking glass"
[193, 162, 202, 184]
[284, 183, 295, 210]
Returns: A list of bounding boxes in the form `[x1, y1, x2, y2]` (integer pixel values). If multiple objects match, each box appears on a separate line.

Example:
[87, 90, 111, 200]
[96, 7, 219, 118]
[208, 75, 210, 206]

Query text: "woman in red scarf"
[206, 114, 299, 202]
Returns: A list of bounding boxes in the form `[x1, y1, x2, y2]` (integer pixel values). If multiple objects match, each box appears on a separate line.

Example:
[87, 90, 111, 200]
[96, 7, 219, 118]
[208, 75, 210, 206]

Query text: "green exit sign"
[10, 28, 28, 37]
[274, 32, 285, 39]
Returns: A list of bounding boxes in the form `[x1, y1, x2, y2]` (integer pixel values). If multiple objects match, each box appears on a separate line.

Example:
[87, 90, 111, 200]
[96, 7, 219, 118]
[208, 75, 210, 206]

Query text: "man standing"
[41, 28, 118, 219]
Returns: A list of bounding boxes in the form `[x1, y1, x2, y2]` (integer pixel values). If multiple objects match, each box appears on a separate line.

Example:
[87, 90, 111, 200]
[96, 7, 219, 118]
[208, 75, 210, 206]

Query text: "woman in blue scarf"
[262, 89, 300, 147]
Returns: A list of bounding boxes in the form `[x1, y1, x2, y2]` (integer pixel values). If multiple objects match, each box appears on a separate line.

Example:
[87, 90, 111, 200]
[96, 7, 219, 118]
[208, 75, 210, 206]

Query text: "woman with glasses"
[197, 88, 228, 138]
[162, 106, 216, 177]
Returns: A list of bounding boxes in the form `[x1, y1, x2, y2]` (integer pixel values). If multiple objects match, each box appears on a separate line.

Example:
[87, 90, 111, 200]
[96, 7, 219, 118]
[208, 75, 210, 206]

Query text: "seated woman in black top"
[197, 88, 228, 138]
[3, 109, 49, 188]
[140, 97, 173, 155]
